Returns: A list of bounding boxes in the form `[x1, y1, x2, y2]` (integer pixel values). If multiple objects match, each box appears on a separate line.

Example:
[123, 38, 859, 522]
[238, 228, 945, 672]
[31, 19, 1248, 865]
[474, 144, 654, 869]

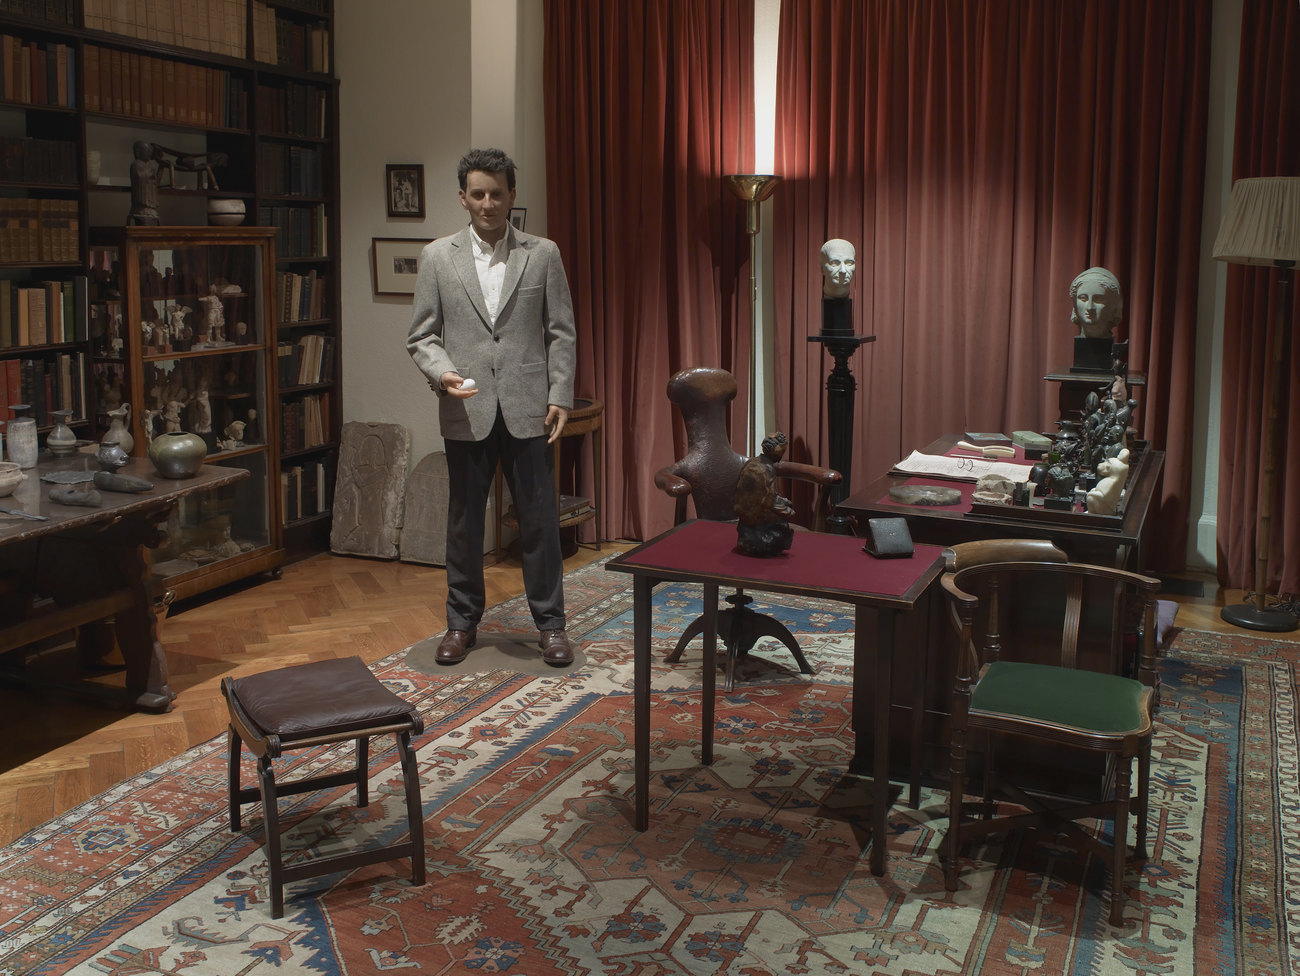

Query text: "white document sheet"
[892, 450, 1033, 483]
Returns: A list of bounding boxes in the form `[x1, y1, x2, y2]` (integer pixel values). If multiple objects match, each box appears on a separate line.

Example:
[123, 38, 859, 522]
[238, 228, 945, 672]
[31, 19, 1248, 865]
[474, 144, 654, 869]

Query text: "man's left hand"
[545, 405, 569, 443]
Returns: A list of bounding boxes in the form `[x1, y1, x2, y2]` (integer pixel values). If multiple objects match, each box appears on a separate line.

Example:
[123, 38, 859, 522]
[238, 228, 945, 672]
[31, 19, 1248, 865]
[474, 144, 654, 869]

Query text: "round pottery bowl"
[208, 198, 246, 226]
[0, 461, 25, 497]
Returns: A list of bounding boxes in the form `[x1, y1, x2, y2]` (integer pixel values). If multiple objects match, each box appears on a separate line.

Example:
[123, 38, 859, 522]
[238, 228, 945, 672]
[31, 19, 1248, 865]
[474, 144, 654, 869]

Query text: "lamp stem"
[747, 200, 760, 455]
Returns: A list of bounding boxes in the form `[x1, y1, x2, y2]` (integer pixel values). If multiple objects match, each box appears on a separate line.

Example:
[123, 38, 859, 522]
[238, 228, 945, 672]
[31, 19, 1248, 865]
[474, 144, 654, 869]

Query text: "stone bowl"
[207, 198, 247, 226]
[0, 461, 25, 497]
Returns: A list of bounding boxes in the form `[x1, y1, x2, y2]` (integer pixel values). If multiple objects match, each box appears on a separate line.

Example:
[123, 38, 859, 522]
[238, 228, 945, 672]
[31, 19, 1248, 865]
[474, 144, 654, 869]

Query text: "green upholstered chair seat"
[971, 660, 1149, 736]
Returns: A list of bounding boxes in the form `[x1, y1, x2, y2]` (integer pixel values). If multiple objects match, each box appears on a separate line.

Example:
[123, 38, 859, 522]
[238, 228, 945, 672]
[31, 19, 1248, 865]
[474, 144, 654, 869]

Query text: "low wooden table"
[0, 453, 249, 711]
[605, 519, 945, 877]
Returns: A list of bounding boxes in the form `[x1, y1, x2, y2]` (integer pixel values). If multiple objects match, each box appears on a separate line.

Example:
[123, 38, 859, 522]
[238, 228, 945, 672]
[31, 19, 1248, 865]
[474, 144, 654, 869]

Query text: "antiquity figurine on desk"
[734, 433, 796, 557]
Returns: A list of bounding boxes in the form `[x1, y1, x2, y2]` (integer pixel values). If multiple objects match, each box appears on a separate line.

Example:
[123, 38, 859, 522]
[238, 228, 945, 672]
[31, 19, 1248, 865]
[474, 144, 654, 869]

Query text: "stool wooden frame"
[222, 672, 427, 919]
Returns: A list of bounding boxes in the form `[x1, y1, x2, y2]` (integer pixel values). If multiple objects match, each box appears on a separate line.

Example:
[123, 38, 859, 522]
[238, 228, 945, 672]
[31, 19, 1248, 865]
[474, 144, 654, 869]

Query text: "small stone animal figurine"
[1086, 448, 1130, 515]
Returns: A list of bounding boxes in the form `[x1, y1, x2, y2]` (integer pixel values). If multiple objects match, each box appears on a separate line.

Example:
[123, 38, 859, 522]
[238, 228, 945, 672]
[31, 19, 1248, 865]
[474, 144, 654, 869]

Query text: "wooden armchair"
[654, 366, 841, 690]
[939, 539, 1161, 926]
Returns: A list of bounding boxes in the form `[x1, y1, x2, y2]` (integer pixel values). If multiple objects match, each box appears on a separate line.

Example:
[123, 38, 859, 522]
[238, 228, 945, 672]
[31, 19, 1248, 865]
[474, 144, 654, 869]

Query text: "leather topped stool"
[221, 656, 426, 918]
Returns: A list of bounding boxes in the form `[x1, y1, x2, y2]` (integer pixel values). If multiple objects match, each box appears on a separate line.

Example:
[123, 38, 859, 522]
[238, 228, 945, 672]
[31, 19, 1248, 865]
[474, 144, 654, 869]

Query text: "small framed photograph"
[509, 207, 527, 231]
[386, 164, 425, 218]
[372, 237, 428, 296]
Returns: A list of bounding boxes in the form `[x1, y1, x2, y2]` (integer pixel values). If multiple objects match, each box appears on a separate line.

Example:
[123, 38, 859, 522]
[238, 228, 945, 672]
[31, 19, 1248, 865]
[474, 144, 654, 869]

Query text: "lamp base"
[1220, 601, 1299, 633]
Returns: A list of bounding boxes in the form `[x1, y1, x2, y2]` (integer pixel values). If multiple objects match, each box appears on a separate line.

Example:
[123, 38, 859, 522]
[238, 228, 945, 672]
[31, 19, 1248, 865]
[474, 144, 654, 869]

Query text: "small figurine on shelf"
[127, 141, 162, 226]
[198, 286, 227, 346]
[221, 420, 246, 452]
[163, 399, 185, 433]
[167, 304, 192, 351]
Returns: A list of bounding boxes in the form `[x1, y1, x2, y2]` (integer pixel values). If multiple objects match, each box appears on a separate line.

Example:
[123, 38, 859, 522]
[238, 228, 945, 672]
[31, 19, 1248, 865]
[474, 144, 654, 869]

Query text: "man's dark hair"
[458, 148, 516, 192]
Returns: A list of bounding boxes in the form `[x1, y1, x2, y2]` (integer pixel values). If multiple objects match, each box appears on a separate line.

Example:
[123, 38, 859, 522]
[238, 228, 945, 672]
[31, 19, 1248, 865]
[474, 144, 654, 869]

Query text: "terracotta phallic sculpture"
[734, 432, 797, 557]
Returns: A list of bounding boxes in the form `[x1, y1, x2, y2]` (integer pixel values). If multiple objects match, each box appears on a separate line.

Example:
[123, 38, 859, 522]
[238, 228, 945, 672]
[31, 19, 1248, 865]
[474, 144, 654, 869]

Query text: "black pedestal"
[808, 332, 876, 535]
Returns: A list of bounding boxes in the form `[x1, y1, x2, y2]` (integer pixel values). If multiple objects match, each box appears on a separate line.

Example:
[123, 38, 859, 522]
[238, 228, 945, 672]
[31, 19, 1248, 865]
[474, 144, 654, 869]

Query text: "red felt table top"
[610, 519, 945, 602]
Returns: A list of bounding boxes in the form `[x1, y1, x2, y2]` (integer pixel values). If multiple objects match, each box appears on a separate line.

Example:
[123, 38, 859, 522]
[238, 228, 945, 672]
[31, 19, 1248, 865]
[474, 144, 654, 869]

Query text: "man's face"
[822, 242, 856, 285]
[459, 170, 515, 243]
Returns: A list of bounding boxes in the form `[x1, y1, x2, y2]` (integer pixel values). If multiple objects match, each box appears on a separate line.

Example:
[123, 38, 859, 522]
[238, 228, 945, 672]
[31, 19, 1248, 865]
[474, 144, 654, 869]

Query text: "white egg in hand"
[460, 378, 477, 391]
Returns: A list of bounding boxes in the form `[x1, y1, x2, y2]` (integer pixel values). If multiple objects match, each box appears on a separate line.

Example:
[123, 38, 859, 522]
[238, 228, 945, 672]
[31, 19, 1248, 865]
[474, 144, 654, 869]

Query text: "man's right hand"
[441, 372, 478, 399]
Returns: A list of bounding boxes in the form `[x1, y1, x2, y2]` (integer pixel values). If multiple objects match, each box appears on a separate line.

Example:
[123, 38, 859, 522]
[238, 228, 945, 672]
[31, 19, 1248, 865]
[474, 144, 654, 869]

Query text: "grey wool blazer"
[407, 226, 576, 441]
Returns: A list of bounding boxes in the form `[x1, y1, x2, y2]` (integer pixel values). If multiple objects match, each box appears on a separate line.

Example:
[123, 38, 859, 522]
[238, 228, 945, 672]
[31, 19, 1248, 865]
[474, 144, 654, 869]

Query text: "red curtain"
[771, 0, 1210, 571]
[1218, 0, 1300, 595]
[543, 0, 754, 542]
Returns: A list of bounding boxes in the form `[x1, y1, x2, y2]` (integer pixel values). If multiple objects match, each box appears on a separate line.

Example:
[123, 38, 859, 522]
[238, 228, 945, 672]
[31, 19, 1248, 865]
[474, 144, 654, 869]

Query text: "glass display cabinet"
[89, 226, 284, 600]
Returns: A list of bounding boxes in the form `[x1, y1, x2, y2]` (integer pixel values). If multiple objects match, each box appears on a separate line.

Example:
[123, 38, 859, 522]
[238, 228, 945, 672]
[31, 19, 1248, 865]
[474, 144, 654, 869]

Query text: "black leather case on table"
[862, 516, 915, 558]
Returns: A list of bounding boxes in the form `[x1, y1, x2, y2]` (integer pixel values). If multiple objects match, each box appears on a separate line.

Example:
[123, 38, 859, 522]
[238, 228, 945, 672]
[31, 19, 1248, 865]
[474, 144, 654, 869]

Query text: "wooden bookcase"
[0, 0, 341, 581]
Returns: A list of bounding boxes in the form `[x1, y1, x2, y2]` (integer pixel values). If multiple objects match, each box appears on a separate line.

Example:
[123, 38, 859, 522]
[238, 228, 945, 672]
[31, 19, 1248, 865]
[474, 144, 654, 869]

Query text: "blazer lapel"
[498, 231, 531, 313]
[450, 229, 493, 328]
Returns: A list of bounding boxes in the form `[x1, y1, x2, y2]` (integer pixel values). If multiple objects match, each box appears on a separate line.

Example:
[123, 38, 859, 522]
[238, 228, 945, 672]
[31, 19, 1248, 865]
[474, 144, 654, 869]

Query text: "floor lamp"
[727, 174, 780, 456]
[1212, 176, 1300, 633]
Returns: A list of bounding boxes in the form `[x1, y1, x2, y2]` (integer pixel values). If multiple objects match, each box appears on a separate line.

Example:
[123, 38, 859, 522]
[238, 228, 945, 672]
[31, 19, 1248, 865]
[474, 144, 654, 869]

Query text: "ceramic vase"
[46, 409, 77, 457]
[103, 403, 134, 453]
[6, 407, 37, 469]
[148, 430, 207, 478]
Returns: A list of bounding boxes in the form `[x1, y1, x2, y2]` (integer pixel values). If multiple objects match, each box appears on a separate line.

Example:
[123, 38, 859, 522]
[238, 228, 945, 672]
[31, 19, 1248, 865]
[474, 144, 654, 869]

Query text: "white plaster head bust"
[820, 239, 856, 299]
[1069, 267, 1123, 339]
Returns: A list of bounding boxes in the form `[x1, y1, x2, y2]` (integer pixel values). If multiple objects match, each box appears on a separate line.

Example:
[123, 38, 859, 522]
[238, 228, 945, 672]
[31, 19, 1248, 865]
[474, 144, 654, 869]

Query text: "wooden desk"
[836, 434, 1165, 569]
[0, 454, 249, 711]
[605, 519, 945, 877]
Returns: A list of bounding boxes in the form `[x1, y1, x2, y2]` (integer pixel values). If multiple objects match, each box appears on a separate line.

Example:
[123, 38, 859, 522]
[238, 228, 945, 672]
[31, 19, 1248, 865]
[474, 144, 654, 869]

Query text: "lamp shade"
[727, 174, 781, 204]
[1211, 177, 1300, 266]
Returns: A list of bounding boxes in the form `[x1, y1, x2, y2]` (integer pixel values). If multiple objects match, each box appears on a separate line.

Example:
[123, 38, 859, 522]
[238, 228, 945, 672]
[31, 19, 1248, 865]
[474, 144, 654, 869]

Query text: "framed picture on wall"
[386, 164, 425, 218]
[509, 207, 527, 231]
[372, 238, 429, 296]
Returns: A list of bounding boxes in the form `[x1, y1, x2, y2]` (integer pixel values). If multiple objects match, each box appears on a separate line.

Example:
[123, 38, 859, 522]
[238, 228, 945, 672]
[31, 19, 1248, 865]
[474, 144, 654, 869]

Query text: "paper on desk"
[892, 451, 1032, 483]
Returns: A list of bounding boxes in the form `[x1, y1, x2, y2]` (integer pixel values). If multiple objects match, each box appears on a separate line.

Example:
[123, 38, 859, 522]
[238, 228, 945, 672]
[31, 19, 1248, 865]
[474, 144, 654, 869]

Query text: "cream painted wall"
[335, 0, 546, 470]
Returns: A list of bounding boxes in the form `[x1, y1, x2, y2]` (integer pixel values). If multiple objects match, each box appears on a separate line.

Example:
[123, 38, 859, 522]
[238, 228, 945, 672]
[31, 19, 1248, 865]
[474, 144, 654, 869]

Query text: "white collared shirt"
[469, 225, 511, 323]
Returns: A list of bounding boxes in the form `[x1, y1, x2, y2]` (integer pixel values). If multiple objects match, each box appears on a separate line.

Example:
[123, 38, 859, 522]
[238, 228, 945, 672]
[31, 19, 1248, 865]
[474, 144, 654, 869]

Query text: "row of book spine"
[259, 204, 327, 259]
[0, 33, 75, 106]
[259, 143, 323, 196]
[255, 81, 328, 139]
[0, 352, 86, 425]
[281, 455, 333, 524]
[0, 199, 79, 264]
[275, 269, 324, 322]
[0, 0, 73, 25]
[83, 0, 246, 59]
[0, 135, 77, 185]
[0, 276, 87, 347]
[276, 333, 333, 388]
[280, 391, 329, 453]
[84, 45, 247, 128]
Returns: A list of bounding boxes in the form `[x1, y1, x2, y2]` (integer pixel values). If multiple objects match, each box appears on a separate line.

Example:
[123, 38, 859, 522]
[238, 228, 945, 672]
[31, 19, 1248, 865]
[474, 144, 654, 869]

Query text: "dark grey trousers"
[443, 408, 565, 633]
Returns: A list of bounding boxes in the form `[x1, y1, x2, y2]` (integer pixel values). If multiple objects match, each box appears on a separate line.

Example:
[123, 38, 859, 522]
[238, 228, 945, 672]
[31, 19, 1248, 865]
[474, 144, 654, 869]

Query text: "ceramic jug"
[104, 403, 134, 453]
[46, 409, 77, 457]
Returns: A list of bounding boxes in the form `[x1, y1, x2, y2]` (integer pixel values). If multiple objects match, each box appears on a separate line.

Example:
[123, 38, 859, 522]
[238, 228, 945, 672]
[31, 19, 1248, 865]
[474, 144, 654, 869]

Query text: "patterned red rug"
[0, 561, 1295, 975]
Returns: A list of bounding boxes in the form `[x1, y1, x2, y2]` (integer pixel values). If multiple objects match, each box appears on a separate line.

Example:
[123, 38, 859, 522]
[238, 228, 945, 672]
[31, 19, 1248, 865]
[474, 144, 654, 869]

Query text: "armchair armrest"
[654, 466, 693, 526]
[773, 460, 841, 487]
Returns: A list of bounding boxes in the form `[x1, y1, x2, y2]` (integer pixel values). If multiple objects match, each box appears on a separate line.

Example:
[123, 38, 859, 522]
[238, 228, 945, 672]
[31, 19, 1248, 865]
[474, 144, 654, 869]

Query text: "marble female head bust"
[1069, 267, 1123, 339]
[820, 239, 856, 299]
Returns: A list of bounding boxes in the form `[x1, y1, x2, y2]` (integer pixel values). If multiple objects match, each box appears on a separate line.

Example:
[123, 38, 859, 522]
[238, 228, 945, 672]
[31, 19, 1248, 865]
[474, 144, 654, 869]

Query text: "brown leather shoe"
[435, 628, 476, 665]
[538, 629, 575, 667]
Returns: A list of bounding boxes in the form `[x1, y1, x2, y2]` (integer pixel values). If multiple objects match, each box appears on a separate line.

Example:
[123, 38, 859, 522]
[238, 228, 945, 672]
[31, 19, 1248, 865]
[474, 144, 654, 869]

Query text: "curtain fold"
[1217, 0, 1300, 595]
[771, 0, 1210, 571]
[544, 0, 754, 543]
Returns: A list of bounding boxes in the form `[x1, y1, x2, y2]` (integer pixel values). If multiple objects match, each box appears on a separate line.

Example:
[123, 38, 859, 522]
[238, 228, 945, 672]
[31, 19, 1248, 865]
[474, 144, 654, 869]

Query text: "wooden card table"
[0, 453, 248, 711]
[605, 518, 945, 877]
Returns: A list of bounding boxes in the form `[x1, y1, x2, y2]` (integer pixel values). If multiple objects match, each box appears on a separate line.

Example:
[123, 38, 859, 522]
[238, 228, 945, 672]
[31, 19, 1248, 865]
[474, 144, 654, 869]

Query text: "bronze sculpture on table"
[734, 433, 796, 557]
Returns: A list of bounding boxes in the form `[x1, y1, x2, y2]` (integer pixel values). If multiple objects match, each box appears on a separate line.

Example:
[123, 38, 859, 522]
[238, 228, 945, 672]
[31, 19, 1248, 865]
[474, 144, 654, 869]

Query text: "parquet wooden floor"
[0, 548, 1293, 848]
[0, 543, 623, 847]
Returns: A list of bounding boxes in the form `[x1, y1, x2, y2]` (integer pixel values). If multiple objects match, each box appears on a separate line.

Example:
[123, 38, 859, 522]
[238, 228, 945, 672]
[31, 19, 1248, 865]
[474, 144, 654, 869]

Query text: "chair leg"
[355, 736, 370, 808]
[227, 726, 242, 831]
[1134, 743, 1151, 861]
[256, 756, 286, 919]
[398, 730, 426, 886]
[1109, 755, 1132, 927]
[944, 729, 967, 891]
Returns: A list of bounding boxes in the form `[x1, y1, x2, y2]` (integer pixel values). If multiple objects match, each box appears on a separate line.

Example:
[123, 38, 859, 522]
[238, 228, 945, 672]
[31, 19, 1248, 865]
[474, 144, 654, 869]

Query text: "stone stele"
[889, 484, 962, 506]
[399, 450, 450, 566]
[330, 421, 411, 560]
